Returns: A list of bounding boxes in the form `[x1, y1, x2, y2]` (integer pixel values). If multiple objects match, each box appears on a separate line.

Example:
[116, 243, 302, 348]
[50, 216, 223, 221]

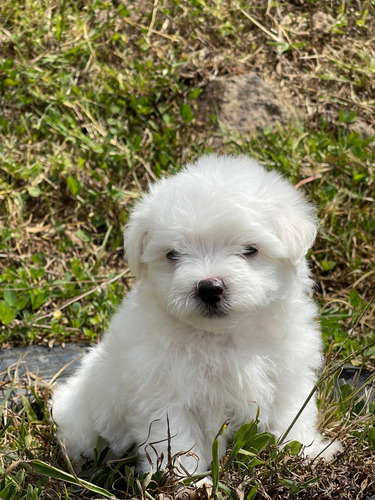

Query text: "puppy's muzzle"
[197, 278, 226, 306]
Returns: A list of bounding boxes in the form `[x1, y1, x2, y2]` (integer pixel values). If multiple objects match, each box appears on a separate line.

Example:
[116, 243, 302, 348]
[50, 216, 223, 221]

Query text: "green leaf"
[368, 426, 375, 448]
[21, 395, 38, 421]
[27, 186, 41, 197]
[71, 257, 84, 279]
[4, 78, 19, 86]
[280, 478, 299, 491]
[26, 460, 117, 499]
[249, 432, 272, 453]
[14, 296, 29, 311]
[280, 477, 318, 494]
[353, 172, 366, 182]
[224, 421, 258, 469]
[0, 301, 17, 325]
[246, 486, 258, 500]
[285, 440, 303, 456]
[83, 327, 97, 339]
[339, 383, 354, 401]
[29, 289, 47, 310]
[180, 103, 194, 123]
[338, 109, 357, 124]
[211, 420, 229, 493]
[189, 88, 201, 100]
[56, 15, 64, 43]
[30, 267, 46, 280]
[236, 448, 257, 458]
[4, 288, 17, 307]
[321, 260, 336, 271]
[349, 289, 362, 307]
[217, 481, 238, 499]
[0, 481, 18, 499]
[67, 175, 81, 196]
[75, 230, 91, 242]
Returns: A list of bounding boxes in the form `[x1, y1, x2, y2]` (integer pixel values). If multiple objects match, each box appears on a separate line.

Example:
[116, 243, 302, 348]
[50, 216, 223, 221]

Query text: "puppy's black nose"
[197, 279, 225, 305]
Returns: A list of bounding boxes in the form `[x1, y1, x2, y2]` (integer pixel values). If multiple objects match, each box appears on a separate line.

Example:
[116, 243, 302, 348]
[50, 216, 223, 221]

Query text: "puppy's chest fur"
[153, 333, 278, 418]
[111, 295, 286, 426]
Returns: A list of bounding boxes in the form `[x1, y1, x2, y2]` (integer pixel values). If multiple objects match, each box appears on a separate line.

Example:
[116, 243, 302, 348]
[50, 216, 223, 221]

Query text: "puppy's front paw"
[303, 438, 342, 461]
[137, 450, 203, 476]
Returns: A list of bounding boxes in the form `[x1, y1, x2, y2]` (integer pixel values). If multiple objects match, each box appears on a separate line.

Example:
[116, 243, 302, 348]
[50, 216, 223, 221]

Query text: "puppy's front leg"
[269, 368, 340, 460]
[52, 372, 99, 462]
[133, 409, 210, 475]
[51, 346, 109, 463]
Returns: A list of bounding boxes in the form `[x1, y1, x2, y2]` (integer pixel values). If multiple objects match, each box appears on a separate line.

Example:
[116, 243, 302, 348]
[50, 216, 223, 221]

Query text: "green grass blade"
[26, 460, 116, 499]
[211, 420, 229, 495]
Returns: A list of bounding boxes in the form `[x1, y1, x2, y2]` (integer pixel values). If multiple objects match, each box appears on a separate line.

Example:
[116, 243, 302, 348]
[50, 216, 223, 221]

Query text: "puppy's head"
[124, 155, 317, 332]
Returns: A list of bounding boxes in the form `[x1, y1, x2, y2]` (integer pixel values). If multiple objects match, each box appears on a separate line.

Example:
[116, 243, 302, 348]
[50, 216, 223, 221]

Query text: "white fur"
[52, 155, 341, 473]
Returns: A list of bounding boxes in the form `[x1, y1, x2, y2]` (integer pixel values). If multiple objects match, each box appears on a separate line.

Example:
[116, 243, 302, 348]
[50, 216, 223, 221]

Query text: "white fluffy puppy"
[52, 155, 340, 473]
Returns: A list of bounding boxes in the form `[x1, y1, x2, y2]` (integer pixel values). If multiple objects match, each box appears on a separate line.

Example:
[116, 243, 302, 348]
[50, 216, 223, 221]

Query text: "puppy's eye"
[166, 250, 181, 261]
[242, 246, 258, 257]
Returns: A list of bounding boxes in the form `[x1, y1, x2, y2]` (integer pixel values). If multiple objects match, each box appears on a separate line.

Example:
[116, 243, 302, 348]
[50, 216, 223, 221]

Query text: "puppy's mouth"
[194, 278, 230, 318]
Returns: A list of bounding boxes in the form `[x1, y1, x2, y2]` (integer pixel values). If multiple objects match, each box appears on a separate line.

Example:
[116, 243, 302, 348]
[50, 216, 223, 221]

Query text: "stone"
[198, 72, 292, 135]
[349, 119, 375, 142]
[0, 343, 89, 404]
[312, 11, 335, 34]
[338, 364, 375, 402]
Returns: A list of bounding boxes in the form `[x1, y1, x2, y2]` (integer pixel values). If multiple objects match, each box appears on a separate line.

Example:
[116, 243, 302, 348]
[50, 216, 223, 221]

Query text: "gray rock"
[312, 11, 336, 34]
[338, 364, 375, 402]
[0, 344, 89, 404]
[349, 119, 375, 142]
[198, 73, 292, 135]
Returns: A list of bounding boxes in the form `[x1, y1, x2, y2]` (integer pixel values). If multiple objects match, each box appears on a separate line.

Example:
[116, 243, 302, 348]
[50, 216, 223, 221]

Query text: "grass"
[1, 0, 375, 498]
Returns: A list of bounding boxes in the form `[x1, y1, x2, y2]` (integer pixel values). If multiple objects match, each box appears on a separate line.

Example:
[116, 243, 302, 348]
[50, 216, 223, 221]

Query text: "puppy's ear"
[124, 182, 164, 279]
[123, 199, 150, 280]
[273, 204, 318, 265]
